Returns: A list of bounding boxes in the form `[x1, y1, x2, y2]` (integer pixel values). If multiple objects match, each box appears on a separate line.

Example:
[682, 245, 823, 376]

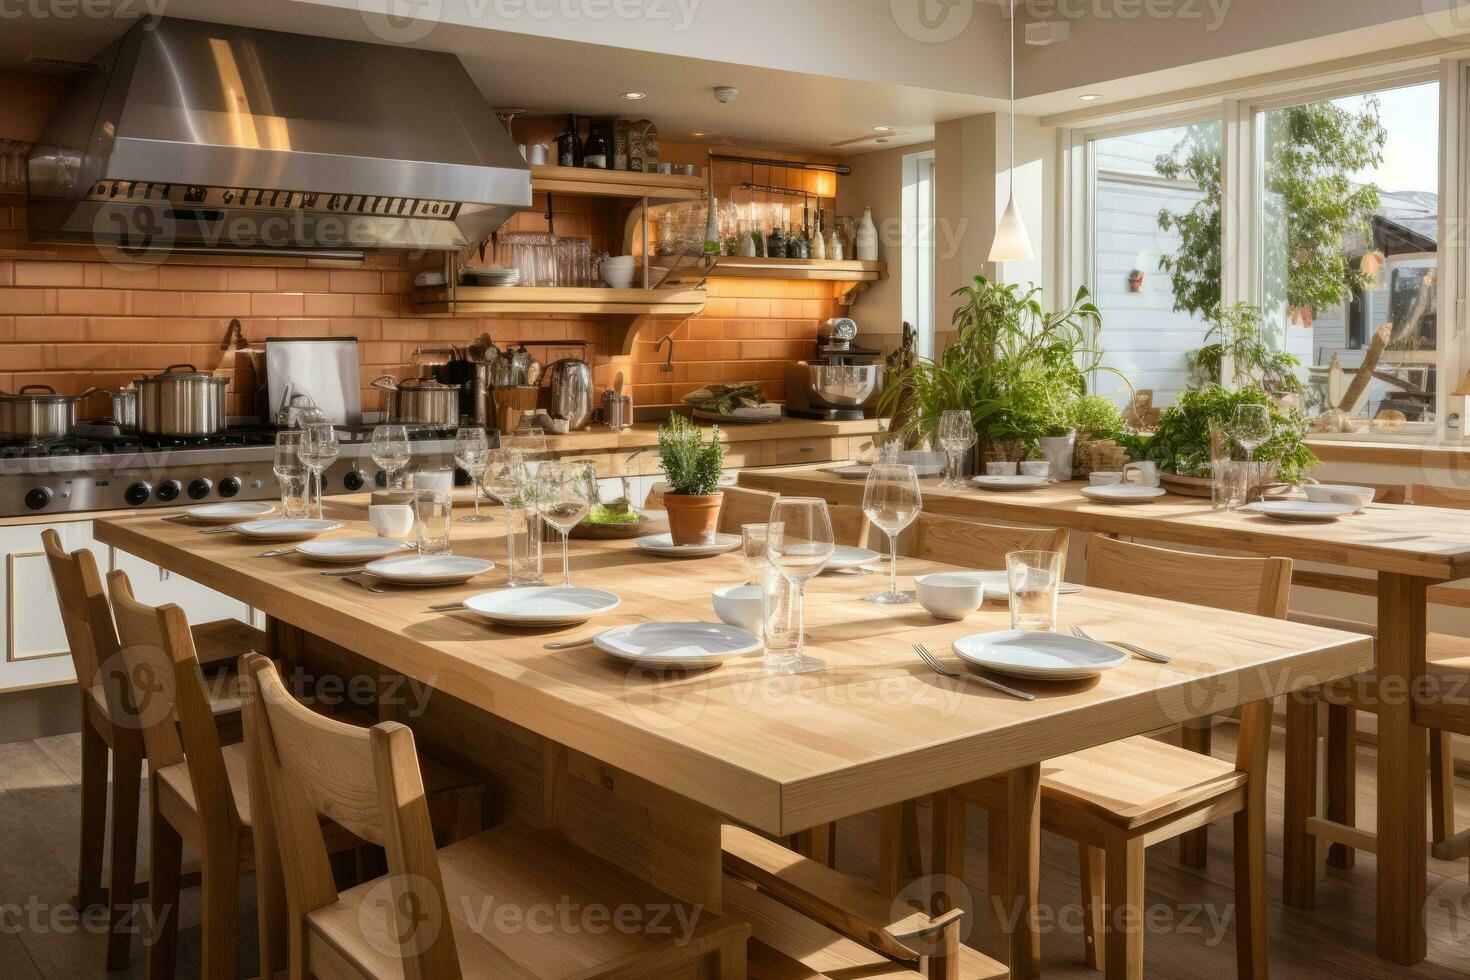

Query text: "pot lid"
[141, 363, 229, 384]
[398, 376, 460, 391]
[0, 384, 98, 403]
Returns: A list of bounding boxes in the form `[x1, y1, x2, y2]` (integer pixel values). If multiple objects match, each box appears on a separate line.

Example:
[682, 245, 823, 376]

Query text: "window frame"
[902, 149, 938, 360]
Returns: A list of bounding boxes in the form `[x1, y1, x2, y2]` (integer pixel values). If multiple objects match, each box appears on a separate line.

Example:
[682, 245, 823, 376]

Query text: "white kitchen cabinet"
[109, 548, 250, 626]
[0, 521, 95, 693]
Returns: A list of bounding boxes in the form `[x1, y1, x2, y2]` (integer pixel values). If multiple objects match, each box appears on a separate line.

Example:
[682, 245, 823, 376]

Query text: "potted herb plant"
[656, 414, 727, 544]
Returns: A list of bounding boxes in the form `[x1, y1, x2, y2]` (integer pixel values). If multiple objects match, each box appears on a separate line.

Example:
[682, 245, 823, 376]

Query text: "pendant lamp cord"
[1008, 0, 1016, 195]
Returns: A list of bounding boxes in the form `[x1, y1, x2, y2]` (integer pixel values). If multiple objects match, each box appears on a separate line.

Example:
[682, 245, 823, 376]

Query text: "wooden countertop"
[540, 416, 886, 453]
[1305, 437, 1470, 468]
[94, 502, 1369, 835]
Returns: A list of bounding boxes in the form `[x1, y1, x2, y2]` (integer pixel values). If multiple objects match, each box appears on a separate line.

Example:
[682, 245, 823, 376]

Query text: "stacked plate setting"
[362, 555, 496, 585]
[183, 501, 276, 524]
[460, 265, 520, 287]
[952, 630, 1128, 681]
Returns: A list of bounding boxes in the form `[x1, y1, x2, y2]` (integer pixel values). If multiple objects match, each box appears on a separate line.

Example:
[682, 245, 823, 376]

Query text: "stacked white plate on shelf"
[595, 622, 760, 670]
[459, 265, 520, 287]
[361, 554, 496, 585]
[462, 587, 619, 627]
[952, 630, 1128, 681]
[183, 501, 275, 524]
[295, 537, 412, 563]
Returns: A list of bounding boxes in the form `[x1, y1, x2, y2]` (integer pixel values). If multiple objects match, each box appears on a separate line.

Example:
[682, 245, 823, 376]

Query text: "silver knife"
[1070, 626, 1173, 664]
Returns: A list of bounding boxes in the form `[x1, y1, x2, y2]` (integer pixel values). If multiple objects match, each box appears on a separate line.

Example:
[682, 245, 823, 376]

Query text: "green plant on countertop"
[585, 504, 640, 525]
[1070, 394, 1126, 440]
[1141, 383, 1317, 484]
[657, 414, 725, 496]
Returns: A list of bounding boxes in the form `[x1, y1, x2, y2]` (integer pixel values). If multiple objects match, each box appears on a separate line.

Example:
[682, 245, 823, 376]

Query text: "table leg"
[1282, 689, 1317, 909]
[1005, 763, 1041, 980]
[1377, 572, 1427, 964]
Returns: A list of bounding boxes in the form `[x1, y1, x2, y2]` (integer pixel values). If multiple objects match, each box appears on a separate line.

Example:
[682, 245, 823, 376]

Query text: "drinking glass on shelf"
[766, 498, 834, 673]
[937, 410, 977, 489]
[1006, 550, 1062, 631]
[272, 430, 308, 519]
[453, 426, 492, 523]
[862, 463, 923, 604]
[535, 460, 594, 587]
[414, 491, 454, 557]
[370, 424, 412, 490]
[1231, 404, 1273, 505]
[297, 422, 339, 521]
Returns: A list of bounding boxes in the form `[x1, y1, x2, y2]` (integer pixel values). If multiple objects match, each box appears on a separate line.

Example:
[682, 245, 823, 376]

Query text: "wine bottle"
[557, 115, 581, 167]
[583, 121, 609, 169]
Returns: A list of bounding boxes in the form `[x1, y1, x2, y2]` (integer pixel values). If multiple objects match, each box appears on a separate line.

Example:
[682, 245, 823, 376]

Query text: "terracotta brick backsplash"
[0, 192, 834, 421]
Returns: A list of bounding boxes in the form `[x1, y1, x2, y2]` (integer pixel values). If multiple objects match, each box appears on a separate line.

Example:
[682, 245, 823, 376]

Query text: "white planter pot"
[1038, 433, 1076, 482]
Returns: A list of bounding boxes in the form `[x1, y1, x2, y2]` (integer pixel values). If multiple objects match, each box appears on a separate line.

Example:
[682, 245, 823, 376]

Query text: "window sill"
[1306, 435, 1468, 468]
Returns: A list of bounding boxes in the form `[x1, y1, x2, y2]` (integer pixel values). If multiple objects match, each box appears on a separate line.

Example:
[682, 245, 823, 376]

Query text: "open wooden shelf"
[707, 256, 887, 305]
[529, 164, 705, 199]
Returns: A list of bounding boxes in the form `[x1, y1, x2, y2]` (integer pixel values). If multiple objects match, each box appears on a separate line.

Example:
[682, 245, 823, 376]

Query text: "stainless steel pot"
[136, 364, 229, 436]
[0, 384, 98, 441]
[109, 387, 138, 429]
[547, 358, 594, 430]
[371, 375, 462, 427]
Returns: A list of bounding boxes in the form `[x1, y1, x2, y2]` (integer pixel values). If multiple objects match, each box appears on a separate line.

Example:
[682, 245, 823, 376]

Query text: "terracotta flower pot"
[664, 491, 724, 545]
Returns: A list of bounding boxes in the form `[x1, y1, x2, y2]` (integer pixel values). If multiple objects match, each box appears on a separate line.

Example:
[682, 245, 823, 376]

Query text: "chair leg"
[1325, 704, 1357, 870]
[1079, 844, 1107, 970]
[1282, 691, 1318, 909]
[1102, 834, 1145, 980]
[1431, 729, 1456, 846]
[717, 934, 747, 979]
[901, 799, 924, 882]
[1233, 701, 1272, 979]
[146, 788, 182, 980]
[930, 790, 966, 914]
[106, 733, 143, 971]
[1178, 716, 1212, 868]
[983, 809, 1009, 963]
[199, 843, 241, 980]
[76, 719, 109, 910]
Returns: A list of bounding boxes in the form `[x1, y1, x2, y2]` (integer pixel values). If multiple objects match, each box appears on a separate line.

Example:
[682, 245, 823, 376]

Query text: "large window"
[902, 150, 937, 359]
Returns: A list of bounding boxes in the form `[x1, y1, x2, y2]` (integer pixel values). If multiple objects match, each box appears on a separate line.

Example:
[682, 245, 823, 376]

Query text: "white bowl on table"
[712, 584, 764, 634]
[915, 572, 986, 620]
[1303, 483, 1375, 513]
[369, 504, 416, 539]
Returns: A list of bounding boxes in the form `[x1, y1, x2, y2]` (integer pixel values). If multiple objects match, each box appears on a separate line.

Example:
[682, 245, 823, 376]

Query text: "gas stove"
[0, 422, 466, 518]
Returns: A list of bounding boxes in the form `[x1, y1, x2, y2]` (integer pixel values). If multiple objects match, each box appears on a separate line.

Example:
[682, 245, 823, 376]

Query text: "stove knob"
[342, 470, 365, 492]
[24, 486, 53, 511]
[187, 478, 213, 500]
[219, 477, 241, 498]
[374, 470, 388, 489]
[125, 481, 152, 506]
[156, 480, 182, 502]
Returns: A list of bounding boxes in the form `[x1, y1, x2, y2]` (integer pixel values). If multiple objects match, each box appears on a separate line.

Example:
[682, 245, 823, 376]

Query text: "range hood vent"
[27, 17, 532, 255]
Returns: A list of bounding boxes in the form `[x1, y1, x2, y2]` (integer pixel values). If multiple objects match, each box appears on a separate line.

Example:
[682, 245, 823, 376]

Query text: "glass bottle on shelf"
[557, 114, 582, 167]
[788, 224, 809, 259]
[809, 208, 827, 259]
[641, 120, 660, 173]
[767, 225, 787, 258]
[583, 121, 609, 169]
[704, 196, 721, 255]
[612, 118, 630, 170]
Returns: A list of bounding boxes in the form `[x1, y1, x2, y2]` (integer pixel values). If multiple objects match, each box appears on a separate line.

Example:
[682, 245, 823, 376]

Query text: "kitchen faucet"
[655, 335, 675, 374]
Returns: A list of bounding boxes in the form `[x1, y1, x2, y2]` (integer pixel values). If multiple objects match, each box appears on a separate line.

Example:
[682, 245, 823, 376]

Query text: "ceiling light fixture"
[691, 131, 706, 137]
[873, 125, 892, 132]
[989, 0, 1035, 265]
[1080, 93, 1101, 101]
[621, 91, 647, 100]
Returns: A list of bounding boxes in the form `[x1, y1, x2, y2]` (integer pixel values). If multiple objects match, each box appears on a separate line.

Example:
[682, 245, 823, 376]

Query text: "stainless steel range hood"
[27, 17, 532, 256]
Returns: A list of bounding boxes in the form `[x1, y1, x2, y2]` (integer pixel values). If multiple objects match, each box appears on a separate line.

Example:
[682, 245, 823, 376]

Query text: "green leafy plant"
[585, 504, 639, 525]
[1186, 302, 1303, 396]
[1070, 394, 1126, 440]
[657, 414, 725, 495]
[1142, 384, 1317, 484]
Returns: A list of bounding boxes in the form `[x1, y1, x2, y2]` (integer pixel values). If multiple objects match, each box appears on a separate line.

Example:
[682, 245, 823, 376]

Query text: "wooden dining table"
[94, 498, 1372, 978]
[740, 463, 1470, 965]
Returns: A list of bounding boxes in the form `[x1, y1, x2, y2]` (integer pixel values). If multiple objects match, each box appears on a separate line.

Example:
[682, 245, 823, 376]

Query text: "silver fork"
[343, 575, 387, 594]
[321, 566, 368, 577]
[912, 643, 1035, 701]
[257, 547, 297, 558]
[1069, 626, 1172, 664]
[544, 629, 613, 650]
[198, 526, 234, 535]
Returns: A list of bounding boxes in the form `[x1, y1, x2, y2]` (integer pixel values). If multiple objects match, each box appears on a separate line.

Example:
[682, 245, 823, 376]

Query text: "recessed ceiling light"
[873, 125, 892, 132]
[691, 131, 706, 137]
[621, 91, 647, 100]
[1080, 93, 1101, 101]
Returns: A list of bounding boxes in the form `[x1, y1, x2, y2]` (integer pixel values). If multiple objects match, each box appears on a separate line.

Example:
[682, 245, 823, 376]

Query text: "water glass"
[1211, 459, 1246, 511]
[937, 410, 977, 488]
[741, 523, 777, 586]
[414, 491, 454, 557]
[761, 563, 801, 668]
[272, 431, 308, 519]
[1006, 550, 1062, 632]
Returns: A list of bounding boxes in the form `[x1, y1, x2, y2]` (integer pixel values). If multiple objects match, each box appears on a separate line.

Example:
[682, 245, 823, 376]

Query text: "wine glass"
[272, 430, 307, 519]
[1231, 404, 1273, 505]
[862, 463, 923, 604]
[766, 498, 834, 674]
[296, 421, 339, 521]
[535, 460, 594, 587]
[483, 448, 533, 585]
[453, 427, 492, 523]
[502, 430, 548, 582]
[370, 424, 412, 490]
[937, 410, 977, 489]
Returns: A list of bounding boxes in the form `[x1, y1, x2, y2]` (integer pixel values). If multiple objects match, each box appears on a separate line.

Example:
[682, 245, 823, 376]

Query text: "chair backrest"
[108, 569, 238, 833]
[240, 653, 461, 980]
[41, 529, 115, 694]
[718, 486, 778, 535]
[904, 513, 1069, 569]
[1085, 535, 1292, 619]
[1411, 483, 1470, 509]
[829, 504, 874, 549]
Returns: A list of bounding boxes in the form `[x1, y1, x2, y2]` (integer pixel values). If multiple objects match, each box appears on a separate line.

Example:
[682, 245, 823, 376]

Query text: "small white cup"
[1123, 461, 1161, 487]
[986, 461, 1018, 476]
[1020, 460, 1051, 479]
[1303, 483, 1374, 513]
[915, 572, 987, 620]
[712, 584, 764, 634]
[369, 504, 416, 539]
[528, 143, 549, 165]
[1090, 471, 1123, 486]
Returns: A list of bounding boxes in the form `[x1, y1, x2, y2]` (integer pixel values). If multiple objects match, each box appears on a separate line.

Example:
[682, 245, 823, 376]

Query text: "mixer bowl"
[803, 363, 881, 407]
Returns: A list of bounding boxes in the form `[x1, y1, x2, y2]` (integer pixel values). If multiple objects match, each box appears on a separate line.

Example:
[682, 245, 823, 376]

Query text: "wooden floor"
[1, 723, 1468, 978]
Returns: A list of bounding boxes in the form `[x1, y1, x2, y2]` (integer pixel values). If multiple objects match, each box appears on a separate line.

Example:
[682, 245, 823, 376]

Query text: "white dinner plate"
[595, 622, 761, 670]
[828, 465, 874, 480]
[970, 571, 1083, 603]
[1080, 484, 1167, 505]
[462, 587, 620, 626]
[363, 555, 496, 585]
[634, 533, 742, 558]
[824, 545, 882, 570]
[228, 518, 343, 541]
[971, 475, 1050, 492]
[183, 501, 275, 523]
[1245, 500, 1356, 523]
[295, 537, 412, 563]
[953, 629, 1129, 681]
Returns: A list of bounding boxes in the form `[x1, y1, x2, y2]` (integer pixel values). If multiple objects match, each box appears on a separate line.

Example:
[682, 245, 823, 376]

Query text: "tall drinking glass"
[414, 491, 454, 556]
[484, 449, 534, 586]
[1006, 550, 1062, 631]
[371, 424, 412, 490]
[297, 422, 339, 521]
[272, 430, 307, 519]
[937, 411, 976, 488]
[535, 460, 594, 586]
[766, 498, 834, 673]
[862, 463, 923, 604]
[1231, 404, 1273, 505]
[453, 427, 492, 523]
[503, 431, 547, 583]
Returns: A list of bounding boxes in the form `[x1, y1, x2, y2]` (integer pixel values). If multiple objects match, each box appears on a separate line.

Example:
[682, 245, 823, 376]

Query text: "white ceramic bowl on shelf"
[599, 255, 637, 289]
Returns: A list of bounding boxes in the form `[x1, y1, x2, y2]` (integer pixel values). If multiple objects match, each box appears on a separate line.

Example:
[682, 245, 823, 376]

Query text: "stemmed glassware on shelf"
[272, 430, 308, 519]
[1230, 404, 1273, 506]
[937, 410, 977, 488]
[370, 424, 412, 490]
[862, 463, 923, 604]
[534, 460, 595, 587]
[297, 421, 339, 521]
[453, 427, 492, 523]
[765, 498, 834, 674]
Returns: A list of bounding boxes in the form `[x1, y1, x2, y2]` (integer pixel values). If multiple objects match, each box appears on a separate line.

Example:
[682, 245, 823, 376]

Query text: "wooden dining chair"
[108, 568, 490, 979]
[718, 485, 779, 535]
[906, 512, 1069, 569]
[41, 529, 269, 971]
[933, 535, 1291, 979]
[239, 652, 750, 979]
[1410, 481, 1470, 508]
